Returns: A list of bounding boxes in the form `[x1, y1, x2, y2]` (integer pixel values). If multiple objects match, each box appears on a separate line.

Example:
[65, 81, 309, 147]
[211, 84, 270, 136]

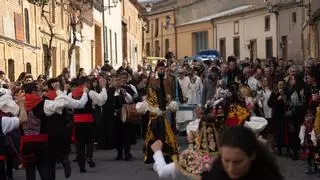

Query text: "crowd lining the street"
[0, 54, 320, 180]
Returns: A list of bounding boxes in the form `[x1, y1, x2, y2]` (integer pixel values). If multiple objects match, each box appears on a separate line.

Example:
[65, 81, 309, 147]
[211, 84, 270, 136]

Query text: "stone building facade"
[122, 0, 144, 69]
[0, 0, 43, 81]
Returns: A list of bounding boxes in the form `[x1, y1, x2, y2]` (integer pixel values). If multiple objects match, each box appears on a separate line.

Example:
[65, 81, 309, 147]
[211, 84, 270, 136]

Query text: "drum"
[121, 104, 141, 123]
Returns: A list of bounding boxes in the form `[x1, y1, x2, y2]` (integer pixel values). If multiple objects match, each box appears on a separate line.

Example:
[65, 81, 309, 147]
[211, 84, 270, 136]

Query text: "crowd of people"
[0, 55, 319, 180]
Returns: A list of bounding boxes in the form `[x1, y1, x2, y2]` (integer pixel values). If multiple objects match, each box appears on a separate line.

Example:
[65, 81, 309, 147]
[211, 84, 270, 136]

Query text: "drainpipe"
[276, 12, 280, 59]
[102, 0, 107, 64]
[174, 7, 178, 60]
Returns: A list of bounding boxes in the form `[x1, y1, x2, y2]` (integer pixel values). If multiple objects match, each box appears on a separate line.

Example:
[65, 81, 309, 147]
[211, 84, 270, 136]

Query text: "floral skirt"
[143, 116, 178, 164]
[174, 144, 218, 179]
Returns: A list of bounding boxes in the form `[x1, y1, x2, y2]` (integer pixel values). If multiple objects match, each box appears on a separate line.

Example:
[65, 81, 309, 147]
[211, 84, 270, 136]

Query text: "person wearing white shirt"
[103, 74, 134, 161]
[69, 76, 101, 173]
[0, 95, 27, 180]
[20, 81, 89, 180]
[187, 70, 203, 104]
[177, 69, 190, 103]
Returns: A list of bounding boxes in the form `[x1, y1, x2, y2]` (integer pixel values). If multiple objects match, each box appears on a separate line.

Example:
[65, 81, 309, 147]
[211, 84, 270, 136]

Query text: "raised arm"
[44, 90, 88, 116]
[2, 95, 28, 135]
[151, 140, 179, 179]
[89, 79, 108, 106]
[89, 88, 107, 106]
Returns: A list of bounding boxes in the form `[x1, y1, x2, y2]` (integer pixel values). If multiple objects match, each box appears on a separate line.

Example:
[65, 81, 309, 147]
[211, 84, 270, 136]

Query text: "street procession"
[1, 0, 320, 180]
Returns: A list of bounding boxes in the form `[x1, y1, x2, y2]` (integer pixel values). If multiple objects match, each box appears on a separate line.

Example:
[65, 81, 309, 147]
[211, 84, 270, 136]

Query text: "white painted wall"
[278, 6, 303, 63]
[215, 9, 278, 60]
[93, 8, 103, 24]
[103, 0, 123, 69]
[79, 23, 94, 74]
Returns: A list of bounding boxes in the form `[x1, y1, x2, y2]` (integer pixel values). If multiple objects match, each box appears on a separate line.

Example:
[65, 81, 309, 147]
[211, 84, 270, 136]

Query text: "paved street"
[13, 136, 320, 180]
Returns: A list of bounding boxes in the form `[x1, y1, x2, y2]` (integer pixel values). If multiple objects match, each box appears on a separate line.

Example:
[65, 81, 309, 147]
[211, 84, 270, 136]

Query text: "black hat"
[156, 61, 166, 70]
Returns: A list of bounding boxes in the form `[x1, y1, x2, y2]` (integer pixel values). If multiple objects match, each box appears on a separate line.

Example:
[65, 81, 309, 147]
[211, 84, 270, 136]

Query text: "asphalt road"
[13, 136, 320, 180]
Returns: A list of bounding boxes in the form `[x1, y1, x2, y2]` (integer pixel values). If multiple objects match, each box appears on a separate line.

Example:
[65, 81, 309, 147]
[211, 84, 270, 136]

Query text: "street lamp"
[104, 0, 119, 10]
[264, 0, 279, 14]
[145, 3, 152, 13]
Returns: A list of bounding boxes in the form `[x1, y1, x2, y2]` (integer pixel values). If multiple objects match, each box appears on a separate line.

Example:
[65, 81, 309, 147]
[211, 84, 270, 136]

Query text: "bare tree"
[28, 0, 55, 76]
[28, 0, 93, 76]
[66, 0, 93, 70]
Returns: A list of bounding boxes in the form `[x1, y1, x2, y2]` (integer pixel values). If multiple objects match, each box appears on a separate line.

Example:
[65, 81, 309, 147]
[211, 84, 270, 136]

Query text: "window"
[265, 15, 270, 31]
[104, 27, 108, 62]
[165, 39, 169, 53]
[146, 20, 149, 33]
[219, 38, 226, 59]
[94, 25, 102, 66]
[234, 21, 239, 34]
[8, 59, 15, 82]
[75, 47, 80, 73]
[193, 31, 208, 54]
[109, 29, 112, 63]
[155, 40, 160, 57]
[51, 0, 55, 23]
[122, 23, 128, 60]
[24, 8, 30, 44]
[52, 47, 57, 77]
[26, 63, 31, 74]
[115, 32, 118, 64]
[43, 44, 49, 71]
[292, 12, 297, 23]
[14, 13, 24, 41]
[233, 37, 240, 58]
[146, 42, 150, 56]
[281, 36, 288, 58]
[61, 50, 66, 69]
[266, 37, 273, 58]
[155, 18, 159, 37]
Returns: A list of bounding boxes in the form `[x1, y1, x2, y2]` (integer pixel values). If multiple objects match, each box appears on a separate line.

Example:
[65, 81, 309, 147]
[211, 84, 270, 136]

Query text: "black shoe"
[277, 147, 282, 156]
[80, 167, 87, 173]
[62, 160, 72, 178]
[115, 155, 123, 160]
[87, 159, 96, 168]
[125, 154, 133, 161]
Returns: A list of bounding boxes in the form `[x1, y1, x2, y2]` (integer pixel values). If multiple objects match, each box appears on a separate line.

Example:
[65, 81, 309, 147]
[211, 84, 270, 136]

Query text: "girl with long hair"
[202, 126, 283, 180]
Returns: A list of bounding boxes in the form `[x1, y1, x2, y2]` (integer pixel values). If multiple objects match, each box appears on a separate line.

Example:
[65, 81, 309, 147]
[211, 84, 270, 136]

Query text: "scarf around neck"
[25, 92, 43, 112]
[46, 89, 57, 100]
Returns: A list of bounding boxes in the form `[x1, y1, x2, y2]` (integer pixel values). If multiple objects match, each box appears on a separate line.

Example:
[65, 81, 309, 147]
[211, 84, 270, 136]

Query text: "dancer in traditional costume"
[140, 61, 179, 164]
[45, 78, 72, 178]
[299, 110, 317, 174]
[224, 84, 251, 127]
[150, 113, 221, 179]
[21, 82, 88, 180]
[70, 76, 107, 172]
[0, 88, 28, 180]
[150, 111, 268, 179]
[102, 74, 133, 160]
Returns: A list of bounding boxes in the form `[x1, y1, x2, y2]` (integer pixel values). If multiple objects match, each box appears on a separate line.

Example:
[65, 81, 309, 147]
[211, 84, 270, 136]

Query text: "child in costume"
[299, 109, 317, 174]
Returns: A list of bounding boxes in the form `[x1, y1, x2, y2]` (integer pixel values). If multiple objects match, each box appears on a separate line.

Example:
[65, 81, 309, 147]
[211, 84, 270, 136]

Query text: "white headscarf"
[244, 116, 268, 134]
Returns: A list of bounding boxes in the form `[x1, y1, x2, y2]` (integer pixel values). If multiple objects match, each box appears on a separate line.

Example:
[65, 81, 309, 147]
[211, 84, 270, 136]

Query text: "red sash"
[0, 155, 5, 160]
[73, 114, 94, 123]
[20, 134, 48, 152]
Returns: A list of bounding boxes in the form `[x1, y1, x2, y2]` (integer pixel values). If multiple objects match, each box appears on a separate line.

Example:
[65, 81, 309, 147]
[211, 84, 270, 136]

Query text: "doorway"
[219, 38, 226, 60]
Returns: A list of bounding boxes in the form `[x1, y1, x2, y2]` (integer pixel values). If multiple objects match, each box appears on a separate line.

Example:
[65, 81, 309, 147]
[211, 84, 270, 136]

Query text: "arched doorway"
[8, 59, 15, 82]
[26, 63, 31, 74]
